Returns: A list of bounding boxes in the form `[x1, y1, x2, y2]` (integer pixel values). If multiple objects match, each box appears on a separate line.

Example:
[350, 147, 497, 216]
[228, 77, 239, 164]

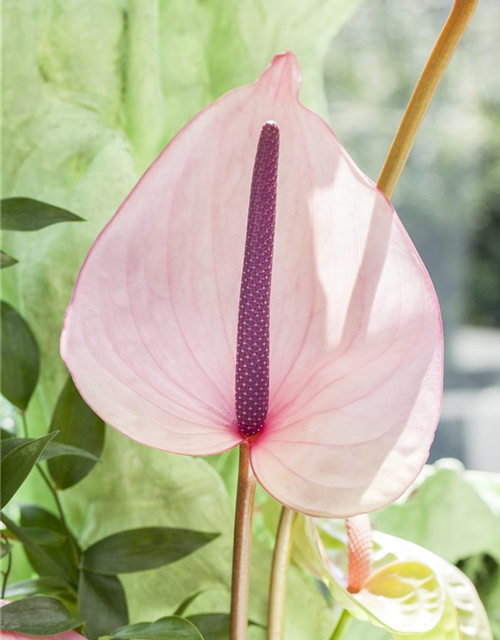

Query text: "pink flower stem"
[266, 3, 478, 637]
[230, 441, 257, 640]
[377, 0, 478, 199]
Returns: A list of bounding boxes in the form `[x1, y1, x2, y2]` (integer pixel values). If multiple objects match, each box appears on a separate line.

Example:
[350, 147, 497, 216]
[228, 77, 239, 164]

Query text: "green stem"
[1, 532, 13, 598]
[230, 441, 257, 640]
[21, 411, 80, 565]
[329, 611, 352, 640]
[267, 507, 298, 640]
[0, 512, 76, 594]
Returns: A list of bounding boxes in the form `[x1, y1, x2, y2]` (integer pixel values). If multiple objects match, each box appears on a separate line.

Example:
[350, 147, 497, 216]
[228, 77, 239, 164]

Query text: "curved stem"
[0, 512, 76, 594]
[267, 507, 298, 640]
[1, 532, 13, 598]
[377, 0, 478, 199]
[230, 441, 257, 640]
[21, 411, 80, 564]
[329, 610, 352, 640]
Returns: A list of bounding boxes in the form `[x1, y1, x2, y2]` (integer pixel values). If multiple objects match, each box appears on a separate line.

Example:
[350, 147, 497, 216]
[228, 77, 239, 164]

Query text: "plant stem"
[21, 411, 80, 564]
[267, 507, 298, 640]
[1, 532, 13, 598]
[377, 0, 478, 199]
[0, 512, 76, 594]
[329, 610, 352, 640]
[230, 441, 257, 640]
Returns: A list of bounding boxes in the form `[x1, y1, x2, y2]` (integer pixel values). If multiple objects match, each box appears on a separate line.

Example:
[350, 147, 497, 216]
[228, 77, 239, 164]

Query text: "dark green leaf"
[1, 300, 40, 410]
[82, 527, 219, 575]
[0, 427, 15, 439]
[22, 526, 67, 547]
[173, 591, 206, 616]
[5, 577, 69, 598]
[0, 512, 75, 592]
[0, 250, 18, 269]
[0, 436, 26, 458]
[188, 614, 231, 640]
[48, 377, 105, 489]
[20, 505, 80, 586]
[1, 539, 13, 558]
[0, 596, 81, 634]
[0, 197, 84, 231]
[110, 616, 203, 640]
[1, 436, 100, 464]
[78, 571, 128, 640]
[41, 442, 101, 464]
[0, 432, 57, 508]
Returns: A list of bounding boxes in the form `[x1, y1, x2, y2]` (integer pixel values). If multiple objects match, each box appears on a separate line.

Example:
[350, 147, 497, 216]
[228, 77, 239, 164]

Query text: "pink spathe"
[61, 51, 443, 518]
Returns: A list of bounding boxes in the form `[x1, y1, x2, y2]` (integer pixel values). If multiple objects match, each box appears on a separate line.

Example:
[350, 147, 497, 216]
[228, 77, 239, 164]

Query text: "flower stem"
[230, 441, 257, 640]
[267, 507, 298, 640]
[329, 610, 352, 640]
[377, 0, 478, 199]
[21, 411, 80, 565]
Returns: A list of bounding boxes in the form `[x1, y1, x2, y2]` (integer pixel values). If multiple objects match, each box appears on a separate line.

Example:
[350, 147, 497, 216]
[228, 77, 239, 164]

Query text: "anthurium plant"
[1, 1, 497, 640]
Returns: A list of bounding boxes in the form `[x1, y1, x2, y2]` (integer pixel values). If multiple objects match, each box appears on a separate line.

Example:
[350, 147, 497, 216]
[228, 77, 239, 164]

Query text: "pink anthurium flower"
[61, 51, 443, 518]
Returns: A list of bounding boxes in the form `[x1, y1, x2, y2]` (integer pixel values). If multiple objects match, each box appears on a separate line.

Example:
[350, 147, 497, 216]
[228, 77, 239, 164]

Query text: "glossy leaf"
[20, 505, 80, 587]
[0, 596, 81, 634]
[5, 576, 69, 598]
[188, 614, 231, 640]
[296, 518, 493, 640]
[21, 526, 67, 547]
[0, 250, 18, 269]
[110, 616, 203, 640]
[0, 512, 75, 591]
[0, 435, 100, 465]
[0, 197, 84, 231]
[78, 570, 128, 640]
[392, 595, 461, 640]
[358, 560, 445, 634]
[0, 432, 57, 508]
[42, 442, 101, 464]
[47, 376, 105, 490]
[82, 527, 219, 575]
[375, 532, 493, 640]
[0, 300, 40, 411]
[373, 464, 499, 564]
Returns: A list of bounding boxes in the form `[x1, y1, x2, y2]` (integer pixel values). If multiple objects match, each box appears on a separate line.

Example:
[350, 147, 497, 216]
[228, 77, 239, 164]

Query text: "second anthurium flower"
[61, 51, 443, 518]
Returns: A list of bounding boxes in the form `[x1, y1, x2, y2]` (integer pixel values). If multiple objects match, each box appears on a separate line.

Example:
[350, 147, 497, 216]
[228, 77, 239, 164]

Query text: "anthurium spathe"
[61, 51, 443, 518]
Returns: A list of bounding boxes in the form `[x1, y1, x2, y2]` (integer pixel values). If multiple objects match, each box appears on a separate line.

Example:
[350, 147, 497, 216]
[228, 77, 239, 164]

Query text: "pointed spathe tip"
[259, 50, 302, 97]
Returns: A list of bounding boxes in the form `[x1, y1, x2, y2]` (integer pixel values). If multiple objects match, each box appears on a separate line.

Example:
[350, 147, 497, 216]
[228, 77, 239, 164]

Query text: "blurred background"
[326, 0, 500, 472]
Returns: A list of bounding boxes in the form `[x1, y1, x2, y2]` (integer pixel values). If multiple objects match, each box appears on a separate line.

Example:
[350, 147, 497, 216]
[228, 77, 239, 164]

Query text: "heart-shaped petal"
[62, 51, 443, 517]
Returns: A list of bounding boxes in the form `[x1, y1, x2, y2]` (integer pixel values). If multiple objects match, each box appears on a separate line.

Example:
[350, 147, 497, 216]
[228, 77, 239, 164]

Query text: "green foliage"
[108, 616, 203, 640]
[48, 377, 105, 490]
[0, 198, 83, 231]
[187, 614, 231, 640]
[1, 250, 18, 269]
[19, 505, 80, 588]
[0, 301, 40, 411]
[82, 527, 219, 575]
[5, 577, 69, 598]
[0, 433, 57, 508]
[0, 596, 81, 635]
[78, 571, 128, 640]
